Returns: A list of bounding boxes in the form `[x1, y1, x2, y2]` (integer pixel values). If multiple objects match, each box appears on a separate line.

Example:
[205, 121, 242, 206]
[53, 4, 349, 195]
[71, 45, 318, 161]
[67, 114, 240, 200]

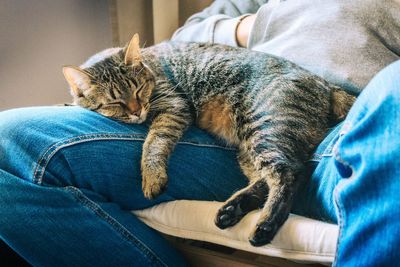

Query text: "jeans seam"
[33, 133, 145, 184]
[308, 152, 333, 162]
[64, 186, 168, 267]
[332, 158, 348, 267]
[332, 184, 345, 267]
[332, 129, 355, 181]
[332, 123, 354, 266]
[309, 123, 344, 162]
[33, 133, 236, 185]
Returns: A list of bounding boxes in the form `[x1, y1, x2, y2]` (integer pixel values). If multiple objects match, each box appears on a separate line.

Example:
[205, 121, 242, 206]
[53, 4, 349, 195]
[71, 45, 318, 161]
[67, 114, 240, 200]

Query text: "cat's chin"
[126, 114, 147, 124]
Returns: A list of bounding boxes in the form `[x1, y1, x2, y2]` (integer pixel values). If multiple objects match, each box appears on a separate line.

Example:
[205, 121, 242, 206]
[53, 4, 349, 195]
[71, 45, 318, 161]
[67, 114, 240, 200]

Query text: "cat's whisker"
[150, 90, 182, 103]
[152, 87, 183, 98]
[150, 91, 186, 104]
[151, 81, 185, 101]
[150, 89, 178, 102]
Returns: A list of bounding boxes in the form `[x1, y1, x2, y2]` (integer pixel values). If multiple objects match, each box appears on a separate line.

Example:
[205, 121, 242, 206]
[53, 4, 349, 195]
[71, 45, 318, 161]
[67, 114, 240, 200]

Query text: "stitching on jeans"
[65, 186, 168, 267]
[333, 182, 346, 267]
[332, 153, 350, 266]
[309, 125, 344, 162]
[333, 123, 356, 186]
[33, 133, 236, 185]
[33, 134, 145, 184]
[332, 154, 354, 266]
[332, 123, 353, 266]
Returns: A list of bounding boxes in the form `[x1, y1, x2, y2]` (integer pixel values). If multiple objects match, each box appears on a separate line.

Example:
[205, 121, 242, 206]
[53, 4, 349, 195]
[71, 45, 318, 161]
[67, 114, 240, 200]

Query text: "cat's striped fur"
[63, 34, 355, 246]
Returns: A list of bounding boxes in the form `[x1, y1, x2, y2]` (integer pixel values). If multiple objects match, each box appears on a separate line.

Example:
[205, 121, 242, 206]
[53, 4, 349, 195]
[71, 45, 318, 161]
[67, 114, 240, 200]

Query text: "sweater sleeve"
[171, 0, 268, 46]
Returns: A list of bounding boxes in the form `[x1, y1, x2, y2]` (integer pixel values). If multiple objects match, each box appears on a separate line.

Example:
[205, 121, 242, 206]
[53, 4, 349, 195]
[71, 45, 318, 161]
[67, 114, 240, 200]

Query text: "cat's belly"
[196, 96, 239, 145]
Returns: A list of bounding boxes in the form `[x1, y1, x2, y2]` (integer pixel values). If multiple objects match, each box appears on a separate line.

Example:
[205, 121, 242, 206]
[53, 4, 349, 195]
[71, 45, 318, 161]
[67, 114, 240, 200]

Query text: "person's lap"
[0, 106, 249, 205]
[0, 106, 249, 266]
[0, 104, 339, 215]
[0, 105, 340, 266]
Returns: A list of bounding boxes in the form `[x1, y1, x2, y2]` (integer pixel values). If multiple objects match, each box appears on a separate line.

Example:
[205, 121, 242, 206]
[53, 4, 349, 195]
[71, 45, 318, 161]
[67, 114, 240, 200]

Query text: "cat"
[63, 34, 355, 246]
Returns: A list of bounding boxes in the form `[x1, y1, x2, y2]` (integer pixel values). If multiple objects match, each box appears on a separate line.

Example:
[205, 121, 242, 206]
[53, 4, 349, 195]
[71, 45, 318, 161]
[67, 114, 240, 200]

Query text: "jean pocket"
[309, 122, 344, 162]
[333, 122, 354, 179]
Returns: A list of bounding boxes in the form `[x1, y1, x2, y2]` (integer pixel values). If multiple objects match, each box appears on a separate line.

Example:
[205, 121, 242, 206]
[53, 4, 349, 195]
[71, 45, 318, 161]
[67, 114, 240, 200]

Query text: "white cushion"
[133, 200, 338, 265]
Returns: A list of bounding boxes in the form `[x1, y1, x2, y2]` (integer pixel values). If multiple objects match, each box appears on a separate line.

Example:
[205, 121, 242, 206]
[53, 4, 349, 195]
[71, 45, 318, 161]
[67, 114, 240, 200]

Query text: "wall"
[111, 0, 153, 46]
[0, 0, 112, 110]
[179, 0, 213, 26]
[114, 0, 213, 46]
[0, 0, 214, 110]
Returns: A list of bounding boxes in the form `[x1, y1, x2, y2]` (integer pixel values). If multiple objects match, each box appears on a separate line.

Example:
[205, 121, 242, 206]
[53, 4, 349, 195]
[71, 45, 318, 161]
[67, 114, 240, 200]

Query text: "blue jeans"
[0, 60, 399, 266]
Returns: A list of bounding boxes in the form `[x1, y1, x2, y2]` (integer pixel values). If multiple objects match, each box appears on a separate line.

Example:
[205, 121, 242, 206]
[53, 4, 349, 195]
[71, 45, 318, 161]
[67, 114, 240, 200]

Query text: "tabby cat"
[63, 34, 355, 246]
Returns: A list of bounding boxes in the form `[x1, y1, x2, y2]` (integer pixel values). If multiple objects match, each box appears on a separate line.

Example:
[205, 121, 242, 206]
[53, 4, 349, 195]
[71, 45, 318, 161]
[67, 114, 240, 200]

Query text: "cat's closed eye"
[91, 103, 103, 111]
[107, 100, 129, 109]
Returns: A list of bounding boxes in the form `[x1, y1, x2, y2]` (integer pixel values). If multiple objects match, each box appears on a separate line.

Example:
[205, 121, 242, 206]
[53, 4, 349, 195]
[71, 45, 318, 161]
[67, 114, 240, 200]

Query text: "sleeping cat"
[63, 34, 355, 246]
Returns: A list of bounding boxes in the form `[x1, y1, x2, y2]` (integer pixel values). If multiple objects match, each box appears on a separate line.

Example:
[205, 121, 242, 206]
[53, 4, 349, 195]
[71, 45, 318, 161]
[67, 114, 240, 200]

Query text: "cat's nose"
[128, 101, 141, 116]
[131, 109, 141, 117]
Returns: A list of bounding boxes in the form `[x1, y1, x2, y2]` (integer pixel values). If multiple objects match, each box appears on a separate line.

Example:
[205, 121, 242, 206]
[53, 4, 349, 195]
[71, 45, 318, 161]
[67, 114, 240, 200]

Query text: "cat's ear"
[124, 33, 142, 66]
[62, 66, 91, 97]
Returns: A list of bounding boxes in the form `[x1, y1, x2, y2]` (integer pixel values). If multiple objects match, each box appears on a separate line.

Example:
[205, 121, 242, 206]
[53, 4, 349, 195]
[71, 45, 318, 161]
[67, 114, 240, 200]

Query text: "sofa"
[133, 200, 338, 266]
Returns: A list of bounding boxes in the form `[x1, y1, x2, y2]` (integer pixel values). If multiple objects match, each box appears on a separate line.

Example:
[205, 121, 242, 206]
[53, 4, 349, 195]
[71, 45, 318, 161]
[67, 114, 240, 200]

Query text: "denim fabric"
[0, 107, 249, 266]
[292, 123, 343, 223]
[332, 61, 400, 266]
[297, 60, 400, 266]
[0, 60, 399, 266]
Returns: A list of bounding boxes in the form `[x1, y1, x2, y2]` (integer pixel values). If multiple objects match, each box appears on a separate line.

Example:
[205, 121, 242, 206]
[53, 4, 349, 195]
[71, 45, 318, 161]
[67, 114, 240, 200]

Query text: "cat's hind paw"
[215, 202, 243, 229]
[249, 220, 279, 246]
[215, 182, 267, 229]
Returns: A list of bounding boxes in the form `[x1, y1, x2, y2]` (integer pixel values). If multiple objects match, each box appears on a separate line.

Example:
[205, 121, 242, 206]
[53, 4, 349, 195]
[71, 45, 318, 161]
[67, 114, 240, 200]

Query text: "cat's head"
[63, 34, 155, 123]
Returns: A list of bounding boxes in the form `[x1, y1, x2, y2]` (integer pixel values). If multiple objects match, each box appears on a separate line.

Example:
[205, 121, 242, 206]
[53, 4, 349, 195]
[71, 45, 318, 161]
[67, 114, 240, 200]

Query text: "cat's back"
[146, 41, 326, 87]
[146, 41, 338, 105]
[149, 41, 288, 70]
[145, 42, 297, 93]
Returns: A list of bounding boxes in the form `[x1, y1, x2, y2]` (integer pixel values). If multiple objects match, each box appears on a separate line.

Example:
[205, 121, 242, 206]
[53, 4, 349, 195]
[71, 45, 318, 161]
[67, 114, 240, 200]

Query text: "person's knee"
[0, 108, 49, 179]
[0, 106, 148, 186]
[0, 107, 89, 182]
[0, 108, 31, 141]
[0, 108, 37, 156]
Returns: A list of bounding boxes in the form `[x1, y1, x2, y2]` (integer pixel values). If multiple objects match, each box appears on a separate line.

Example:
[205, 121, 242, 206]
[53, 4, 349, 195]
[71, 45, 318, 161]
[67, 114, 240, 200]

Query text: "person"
[0, 0, 399, 266]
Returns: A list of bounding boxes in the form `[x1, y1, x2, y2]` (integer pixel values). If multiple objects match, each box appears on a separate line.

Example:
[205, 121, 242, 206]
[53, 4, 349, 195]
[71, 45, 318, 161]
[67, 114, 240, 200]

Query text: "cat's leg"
[244, 120, 307, 246]
[141, 103, 192, 199]
[218, 127, 305, 246]
[215, 149, 268, 229]
[245, 136, 306, 246]
[217, 152, 302, 246]
[248, 167, 301, 246]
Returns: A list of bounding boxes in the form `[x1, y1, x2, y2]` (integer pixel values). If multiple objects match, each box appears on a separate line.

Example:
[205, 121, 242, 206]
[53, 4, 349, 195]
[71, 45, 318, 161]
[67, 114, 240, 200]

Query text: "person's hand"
[236, 14, 256, 48]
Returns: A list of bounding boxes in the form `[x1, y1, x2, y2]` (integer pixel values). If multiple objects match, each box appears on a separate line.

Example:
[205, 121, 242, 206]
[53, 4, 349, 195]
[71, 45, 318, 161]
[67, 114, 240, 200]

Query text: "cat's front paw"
[142, 169, 168, 199]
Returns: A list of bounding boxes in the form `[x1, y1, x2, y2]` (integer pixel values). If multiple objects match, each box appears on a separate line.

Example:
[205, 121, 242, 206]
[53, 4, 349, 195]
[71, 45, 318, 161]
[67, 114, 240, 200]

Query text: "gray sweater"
[172, 0, 400, 94]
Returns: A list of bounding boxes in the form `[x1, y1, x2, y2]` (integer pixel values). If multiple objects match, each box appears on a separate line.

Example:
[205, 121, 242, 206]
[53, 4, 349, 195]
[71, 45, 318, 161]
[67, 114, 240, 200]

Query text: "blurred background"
[0, 0, 212, 110]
